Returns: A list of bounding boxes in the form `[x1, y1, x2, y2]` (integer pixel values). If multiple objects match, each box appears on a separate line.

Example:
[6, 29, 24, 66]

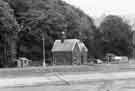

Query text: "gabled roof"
[52, 39, 78, 52]
[52, 39, 88, 52]
[78, 41, 88, 52]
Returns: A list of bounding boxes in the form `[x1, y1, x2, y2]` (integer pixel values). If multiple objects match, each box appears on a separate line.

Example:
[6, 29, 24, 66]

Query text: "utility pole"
[42, 32, 46, 67]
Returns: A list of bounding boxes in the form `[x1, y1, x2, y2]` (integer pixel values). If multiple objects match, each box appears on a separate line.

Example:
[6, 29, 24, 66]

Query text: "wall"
[82, 51, 88, 64]
[53, 52, 72, 65]
[72, 43, 81, 65]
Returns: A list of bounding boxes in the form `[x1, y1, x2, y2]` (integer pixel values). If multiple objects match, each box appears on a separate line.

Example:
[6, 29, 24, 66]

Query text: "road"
[1, 79, 135, 91]
[1, 71, 135, 91]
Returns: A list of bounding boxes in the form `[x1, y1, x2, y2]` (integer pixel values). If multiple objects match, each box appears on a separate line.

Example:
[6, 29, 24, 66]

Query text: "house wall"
[53, 52, 72, 65]
[81, 47, 88, 64]
[81, 51, 88, 64]
[72, 43, 81, 65]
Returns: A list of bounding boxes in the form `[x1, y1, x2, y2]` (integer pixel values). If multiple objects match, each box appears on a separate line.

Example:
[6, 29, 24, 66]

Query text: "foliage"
[0, 0, 19, 66]
[5, 0, 95, 62]
[0, 0, 133, 67]
[99, 15, 132, 57]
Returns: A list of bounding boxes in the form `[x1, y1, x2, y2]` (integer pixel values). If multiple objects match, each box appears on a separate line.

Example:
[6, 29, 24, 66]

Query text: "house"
[51, 39, 88, 65]
[112, 56, 128, 64]
[15, 57, 31, 67]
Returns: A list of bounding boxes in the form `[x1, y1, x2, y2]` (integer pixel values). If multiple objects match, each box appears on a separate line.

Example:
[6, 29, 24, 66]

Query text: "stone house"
[51, 39, 88, 65]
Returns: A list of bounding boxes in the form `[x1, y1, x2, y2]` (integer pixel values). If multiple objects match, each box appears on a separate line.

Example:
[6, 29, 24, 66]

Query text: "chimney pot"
[61, 31, 66, 43]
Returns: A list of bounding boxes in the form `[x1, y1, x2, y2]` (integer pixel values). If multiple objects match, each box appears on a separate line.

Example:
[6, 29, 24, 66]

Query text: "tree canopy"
[0, 0, 133, 67]
[0, 0, 96, 66]
[99, 15, 132, 57]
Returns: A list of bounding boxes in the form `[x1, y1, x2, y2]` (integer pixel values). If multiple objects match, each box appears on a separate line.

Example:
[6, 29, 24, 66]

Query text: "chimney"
[61, 31, 66, 43]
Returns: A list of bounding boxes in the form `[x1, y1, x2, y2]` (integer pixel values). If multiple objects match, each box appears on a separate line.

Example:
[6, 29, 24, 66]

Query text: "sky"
[63, 0, 135, 18]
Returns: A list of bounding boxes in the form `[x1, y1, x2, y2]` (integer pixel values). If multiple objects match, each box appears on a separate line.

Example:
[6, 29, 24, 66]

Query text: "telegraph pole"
[42, 32, 46, 67]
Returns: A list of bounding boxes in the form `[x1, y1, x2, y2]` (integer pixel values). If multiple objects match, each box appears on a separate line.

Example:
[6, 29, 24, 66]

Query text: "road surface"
[1, 79, 135, 91]
[1, 71, 135, 91]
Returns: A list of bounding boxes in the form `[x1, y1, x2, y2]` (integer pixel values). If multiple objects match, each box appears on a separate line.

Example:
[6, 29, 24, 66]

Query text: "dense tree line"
[0, 0, 133, 67]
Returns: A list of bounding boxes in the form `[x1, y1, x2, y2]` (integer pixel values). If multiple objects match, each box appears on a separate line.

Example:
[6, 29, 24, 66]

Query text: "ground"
[1, 79, 135, 91]
[1, 64, 135, 91]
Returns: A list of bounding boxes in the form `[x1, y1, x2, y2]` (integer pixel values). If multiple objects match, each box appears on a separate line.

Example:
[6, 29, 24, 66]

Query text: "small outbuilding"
[15, 57, 31, 67]
[51, 39, 88, 65]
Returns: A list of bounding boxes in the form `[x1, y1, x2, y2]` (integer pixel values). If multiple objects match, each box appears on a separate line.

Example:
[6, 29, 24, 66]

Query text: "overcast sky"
[63, 0, 135, 18]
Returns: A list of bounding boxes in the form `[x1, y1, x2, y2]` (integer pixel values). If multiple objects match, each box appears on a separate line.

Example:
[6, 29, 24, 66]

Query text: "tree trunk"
[11, 39, 16, 61]
[4, 45, 7, 66]
[10, 34, 17, 64]
[3, 33, 7, 66]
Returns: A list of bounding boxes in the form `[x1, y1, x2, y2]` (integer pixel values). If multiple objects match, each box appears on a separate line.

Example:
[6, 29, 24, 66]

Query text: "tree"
[5, 0, 96, 65]
[99, 15, 132, 57]
[0, 0, 19, 66]
[8, 0, 67, 64]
